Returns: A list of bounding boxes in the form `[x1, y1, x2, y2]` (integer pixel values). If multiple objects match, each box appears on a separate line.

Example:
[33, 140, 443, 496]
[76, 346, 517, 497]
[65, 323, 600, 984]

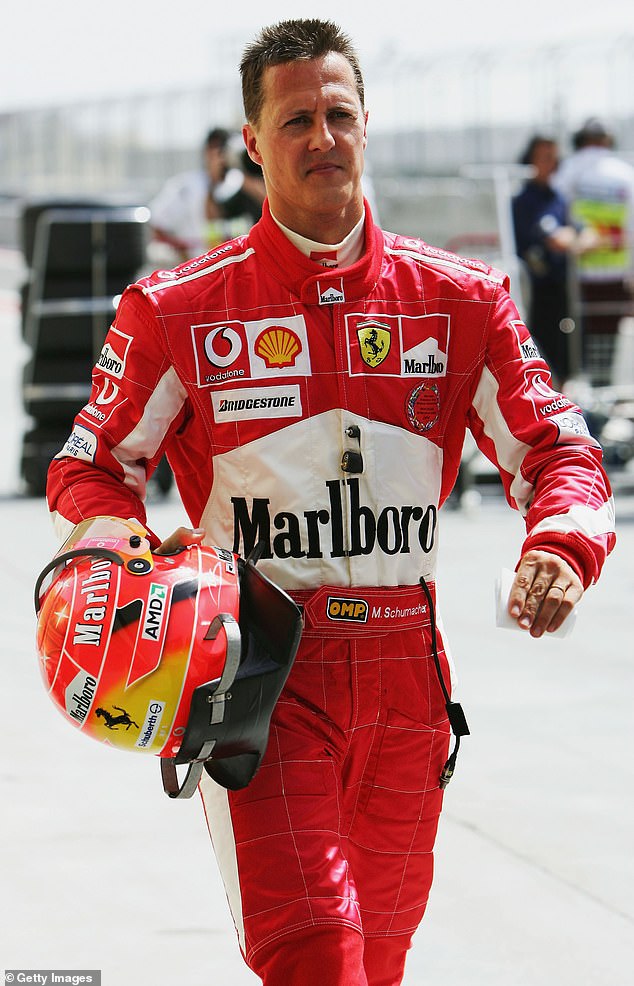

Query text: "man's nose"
[308, 118, 336, 151]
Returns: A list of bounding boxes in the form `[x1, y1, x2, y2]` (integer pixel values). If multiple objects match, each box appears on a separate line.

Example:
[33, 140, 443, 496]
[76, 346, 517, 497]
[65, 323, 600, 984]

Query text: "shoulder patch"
[388, 236, 506, 285]
[142, 243, 255, 296]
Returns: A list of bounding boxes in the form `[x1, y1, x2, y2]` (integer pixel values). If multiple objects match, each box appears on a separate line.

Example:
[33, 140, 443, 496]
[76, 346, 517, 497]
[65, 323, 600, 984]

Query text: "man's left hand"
[155, 526, 206, 555]
[508, 550, 583, 638]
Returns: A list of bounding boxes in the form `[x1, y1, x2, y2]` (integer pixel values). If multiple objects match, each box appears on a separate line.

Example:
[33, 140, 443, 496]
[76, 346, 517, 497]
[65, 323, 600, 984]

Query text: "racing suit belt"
[290, 582, 432, 637]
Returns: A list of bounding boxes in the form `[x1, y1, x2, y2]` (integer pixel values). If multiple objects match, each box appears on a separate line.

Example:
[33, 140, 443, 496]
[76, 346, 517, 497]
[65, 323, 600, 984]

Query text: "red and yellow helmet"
[35, 517, 302, 797]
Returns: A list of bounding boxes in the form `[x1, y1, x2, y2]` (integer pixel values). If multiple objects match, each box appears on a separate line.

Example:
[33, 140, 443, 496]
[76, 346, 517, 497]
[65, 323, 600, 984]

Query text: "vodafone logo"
[95, 379, 120, 405]
[204, 325, 243, 367]
[78, 377, 125, 429]
[525, 369, 572, 418]
[191, 314, 311, 386]
[528, 370, 558, 399]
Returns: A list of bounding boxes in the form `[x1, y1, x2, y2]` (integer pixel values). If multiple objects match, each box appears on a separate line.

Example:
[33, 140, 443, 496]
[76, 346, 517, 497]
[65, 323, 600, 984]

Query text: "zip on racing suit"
[47, 200, 615, 986]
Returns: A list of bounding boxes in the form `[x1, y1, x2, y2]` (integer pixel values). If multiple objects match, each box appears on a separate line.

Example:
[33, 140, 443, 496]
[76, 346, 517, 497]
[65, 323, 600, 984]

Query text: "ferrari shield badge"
[357, 320, 391, 368]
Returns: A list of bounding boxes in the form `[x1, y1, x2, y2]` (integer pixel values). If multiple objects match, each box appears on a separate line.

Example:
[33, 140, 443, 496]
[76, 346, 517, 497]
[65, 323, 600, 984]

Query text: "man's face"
[243, 52, 368, 240]
[204, 142, 228, 184]
[531, 141, 559, 182]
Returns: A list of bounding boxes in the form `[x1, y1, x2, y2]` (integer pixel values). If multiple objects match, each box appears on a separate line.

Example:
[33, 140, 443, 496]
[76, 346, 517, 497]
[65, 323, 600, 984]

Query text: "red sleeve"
[467, 284, 615, 589]
[46, 286, 188, 547]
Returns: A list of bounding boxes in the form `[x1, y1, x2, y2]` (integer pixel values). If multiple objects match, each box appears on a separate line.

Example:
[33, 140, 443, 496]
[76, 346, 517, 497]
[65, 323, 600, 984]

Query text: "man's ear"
[243, 124, 263, 167]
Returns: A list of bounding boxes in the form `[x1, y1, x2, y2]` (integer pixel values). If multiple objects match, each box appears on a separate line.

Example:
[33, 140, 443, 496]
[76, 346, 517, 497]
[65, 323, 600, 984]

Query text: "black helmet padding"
[161, 558, 303, 798]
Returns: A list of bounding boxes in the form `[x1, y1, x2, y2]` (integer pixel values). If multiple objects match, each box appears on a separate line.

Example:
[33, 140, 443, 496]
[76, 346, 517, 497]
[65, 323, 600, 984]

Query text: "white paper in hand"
[495, 567, 578, 638]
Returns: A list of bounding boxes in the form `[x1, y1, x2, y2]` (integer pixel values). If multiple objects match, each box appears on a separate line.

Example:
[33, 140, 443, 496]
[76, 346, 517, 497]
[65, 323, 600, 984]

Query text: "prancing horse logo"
[357, 320, 391, 368]
[95, 706, 139, 730]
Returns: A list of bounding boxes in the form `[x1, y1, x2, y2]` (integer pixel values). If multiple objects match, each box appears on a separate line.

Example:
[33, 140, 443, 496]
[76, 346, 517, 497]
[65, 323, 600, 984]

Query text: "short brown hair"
[240, 18, 365, 126]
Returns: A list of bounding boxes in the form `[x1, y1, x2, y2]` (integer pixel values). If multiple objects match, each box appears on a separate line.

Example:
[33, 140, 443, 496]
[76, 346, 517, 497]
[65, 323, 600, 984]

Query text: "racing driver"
[45, 18, 616, 986]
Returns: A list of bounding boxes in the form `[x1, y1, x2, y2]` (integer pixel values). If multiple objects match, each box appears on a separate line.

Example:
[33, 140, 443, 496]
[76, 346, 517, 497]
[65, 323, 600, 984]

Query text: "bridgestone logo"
[212, 385, 302, 422]
[219, 395, 295, 411]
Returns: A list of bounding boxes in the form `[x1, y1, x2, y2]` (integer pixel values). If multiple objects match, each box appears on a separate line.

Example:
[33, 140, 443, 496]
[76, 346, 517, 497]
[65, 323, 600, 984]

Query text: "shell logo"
[254, 326, 302, 368]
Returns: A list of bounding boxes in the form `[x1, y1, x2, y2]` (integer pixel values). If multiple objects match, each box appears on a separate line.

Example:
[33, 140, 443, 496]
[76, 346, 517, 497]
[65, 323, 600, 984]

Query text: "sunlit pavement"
[2, 272, 633, 986]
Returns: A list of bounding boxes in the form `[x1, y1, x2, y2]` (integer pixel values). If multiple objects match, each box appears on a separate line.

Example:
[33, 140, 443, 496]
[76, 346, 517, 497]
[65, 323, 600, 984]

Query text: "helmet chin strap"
[161, 552, 303, 799]
[160, 742, 215, 799]
[160, 613, 242, 799]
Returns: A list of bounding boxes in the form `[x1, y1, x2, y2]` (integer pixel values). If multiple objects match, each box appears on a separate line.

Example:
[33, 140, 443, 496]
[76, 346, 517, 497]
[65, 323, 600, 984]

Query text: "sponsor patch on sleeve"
[511, 320, 541, 361]
[550, 410, 600, 445]
[95, 326, 133, 379]
[57, 424, 98, 462]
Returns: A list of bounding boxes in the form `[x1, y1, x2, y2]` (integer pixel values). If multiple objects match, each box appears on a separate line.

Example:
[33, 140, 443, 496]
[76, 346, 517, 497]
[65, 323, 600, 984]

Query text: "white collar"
[271, 211, 366, 268]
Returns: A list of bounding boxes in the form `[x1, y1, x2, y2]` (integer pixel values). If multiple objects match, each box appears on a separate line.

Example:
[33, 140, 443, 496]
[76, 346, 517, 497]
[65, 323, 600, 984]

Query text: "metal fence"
[0, 32, 633, 275]
[1, 33, 633, 195]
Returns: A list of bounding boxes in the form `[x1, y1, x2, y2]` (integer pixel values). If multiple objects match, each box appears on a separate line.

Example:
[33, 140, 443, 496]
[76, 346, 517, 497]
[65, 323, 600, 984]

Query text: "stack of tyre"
[19, 198, 148, 495]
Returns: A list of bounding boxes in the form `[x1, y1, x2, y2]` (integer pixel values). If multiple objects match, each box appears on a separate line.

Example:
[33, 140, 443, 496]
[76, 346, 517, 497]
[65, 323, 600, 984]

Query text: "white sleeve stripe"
[112, 366, 187, 464]
[143, 247, 255, 295]
[385, 246, 506, 285]
[111, 366, 187, 498]
[528, 499, 616, 540]
[471, 365, 534, 510]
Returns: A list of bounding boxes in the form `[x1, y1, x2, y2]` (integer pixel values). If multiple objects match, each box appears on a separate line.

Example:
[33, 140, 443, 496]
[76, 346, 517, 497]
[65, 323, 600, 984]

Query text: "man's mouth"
[307, 160, 342, 176]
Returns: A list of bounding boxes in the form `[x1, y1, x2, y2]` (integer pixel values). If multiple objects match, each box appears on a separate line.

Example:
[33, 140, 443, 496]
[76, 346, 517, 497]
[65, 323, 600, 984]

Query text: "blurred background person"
[553, 118, 634, 383]
[149, 127, 265, 263]
[512, 133, 596, 386]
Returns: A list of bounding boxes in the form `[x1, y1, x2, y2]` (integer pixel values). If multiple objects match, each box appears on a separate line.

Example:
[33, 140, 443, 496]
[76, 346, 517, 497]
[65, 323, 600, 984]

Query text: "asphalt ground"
[1, 268, 633, 985]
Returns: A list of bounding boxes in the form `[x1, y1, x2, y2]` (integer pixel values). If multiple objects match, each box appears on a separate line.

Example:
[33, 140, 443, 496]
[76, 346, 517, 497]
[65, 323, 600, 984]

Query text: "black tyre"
[21, 198, 148, 273]
[22, 354, 93, 421]
[20, 425, 69, 497]
[22, 309, 101, 355]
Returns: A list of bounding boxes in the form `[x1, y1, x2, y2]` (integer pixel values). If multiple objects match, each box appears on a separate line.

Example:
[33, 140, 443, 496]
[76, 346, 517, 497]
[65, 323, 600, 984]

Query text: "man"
[553, 117, 634, 383]
[46, 19, 615, 986]
[149, 126, 264, 261]
[512, 133, 596, 384]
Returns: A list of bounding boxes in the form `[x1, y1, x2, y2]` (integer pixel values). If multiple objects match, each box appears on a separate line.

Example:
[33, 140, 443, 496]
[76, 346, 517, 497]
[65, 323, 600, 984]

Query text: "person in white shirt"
[149, 127, 265, 261]
[553, 118, 634, 380]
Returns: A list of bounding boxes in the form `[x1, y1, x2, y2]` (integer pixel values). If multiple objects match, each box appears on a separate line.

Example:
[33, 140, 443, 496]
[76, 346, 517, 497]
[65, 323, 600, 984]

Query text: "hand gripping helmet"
[35, 517, 303, 798]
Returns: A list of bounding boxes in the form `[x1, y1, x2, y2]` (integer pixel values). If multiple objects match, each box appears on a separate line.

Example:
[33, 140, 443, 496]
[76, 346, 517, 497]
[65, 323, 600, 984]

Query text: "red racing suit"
[47, 201, 615, 985]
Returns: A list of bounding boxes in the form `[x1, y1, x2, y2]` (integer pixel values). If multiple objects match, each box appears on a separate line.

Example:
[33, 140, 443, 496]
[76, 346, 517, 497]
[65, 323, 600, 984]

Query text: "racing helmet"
[35, 517, 303, 798]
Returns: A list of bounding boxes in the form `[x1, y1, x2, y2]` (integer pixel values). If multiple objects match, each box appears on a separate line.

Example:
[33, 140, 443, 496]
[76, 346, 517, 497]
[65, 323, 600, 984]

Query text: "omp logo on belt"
[326, 596, 369, 622]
